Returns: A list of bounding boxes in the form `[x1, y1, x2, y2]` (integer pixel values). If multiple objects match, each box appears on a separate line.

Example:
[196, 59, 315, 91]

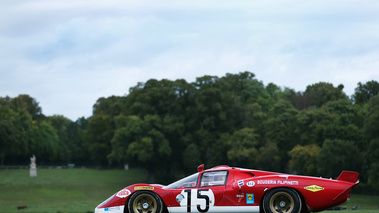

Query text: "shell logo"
[304, 185, 324, 192]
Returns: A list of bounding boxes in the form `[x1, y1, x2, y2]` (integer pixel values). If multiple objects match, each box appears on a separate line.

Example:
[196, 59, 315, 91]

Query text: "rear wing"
[337, 171, 359, 184]
[333, 171, 359, 201]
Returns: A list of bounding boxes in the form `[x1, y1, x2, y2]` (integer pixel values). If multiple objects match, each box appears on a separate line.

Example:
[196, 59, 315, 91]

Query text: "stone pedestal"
[30, 167, 37, 177]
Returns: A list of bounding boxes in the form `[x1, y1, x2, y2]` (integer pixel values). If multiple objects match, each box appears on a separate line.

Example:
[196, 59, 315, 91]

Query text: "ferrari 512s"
[95, 164, 359, 213]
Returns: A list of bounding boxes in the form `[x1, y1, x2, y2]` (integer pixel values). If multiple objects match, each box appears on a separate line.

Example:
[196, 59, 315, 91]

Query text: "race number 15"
[181, 189, 215, 212]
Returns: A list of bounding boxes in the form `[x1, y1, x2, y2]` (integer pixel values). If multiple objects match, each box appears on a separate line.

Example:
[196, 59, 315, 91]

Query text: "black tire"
[263, 188, 302, 213]
[128, 191, 163, 213]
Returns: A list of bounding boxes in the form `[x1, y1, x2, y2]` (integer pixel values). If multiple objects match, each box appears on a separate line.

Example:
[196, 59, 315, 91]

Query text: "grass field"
[0, 168, 378, 213]
[0, 168, 148, 213]
[335, 193, 379, 213]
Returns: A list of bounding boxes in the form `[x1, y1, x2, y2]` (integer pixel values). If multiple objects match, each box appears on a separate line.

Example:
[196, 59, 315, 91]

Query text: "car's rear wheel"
[263, 188, 302, 213]
[128, 191, 163, 213]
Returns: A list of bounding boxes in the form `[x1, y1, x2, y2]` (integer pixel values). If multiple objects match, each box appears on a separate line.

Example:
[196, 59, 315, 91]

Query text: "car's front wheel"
[128, 191, 163, 213]
[263, 188, 302, 213]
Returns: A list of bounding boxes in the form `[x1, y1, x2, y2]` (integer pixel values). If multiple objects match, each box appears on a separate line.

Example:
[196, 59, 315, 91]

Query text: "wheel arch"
[123, 190, 169, 213]
[259, 187, 309, 213]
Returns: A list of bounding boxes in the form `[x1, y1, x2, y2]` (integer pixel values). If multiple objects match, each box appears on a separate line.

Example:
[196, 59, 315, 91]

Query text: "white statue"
[30, 155, 36, 168]
[30, 155, 37, 177]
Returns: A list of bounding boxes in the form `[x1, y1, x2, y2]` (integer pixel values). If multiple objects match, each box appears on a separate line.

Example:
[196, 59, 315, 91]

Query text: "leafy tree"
[363, 94, 379, 140]
[86, 114, 114, 165]
[323, 124, 361, 143]
[9, 94, 44, 121]
[65, 117, 89, 163]
[290, 92, 313, 110]
[108, 115, 172, 181]
[34, 121, 68, 163]
[0, 106, 20, 164]
[219, 71, 259, 103]
[322, 99, 364, 148]
[47, 115, 89, 163]
[264, 100, 299, 147]
[122, 79, 190, 173]
[363, 94, 379, 184]
[304, 82, 347, 108]
[366, 138, 379, 183]
[226, 128, 259, 168]
[126, 79, 184, 117]
[263, 100, 299, 169]
[255, 140, 280, 171]
[295, 108, 336, 146]
[2, 107, 35, 164]
[93, 96, 126, 117]
[182, 143, 202, 171]
[288, 144, 320, 175]
[323, 99, 359, 125]
[353, 80, 379, 104]
[317, 139, 363, 178]
[244, 103, 267, 131]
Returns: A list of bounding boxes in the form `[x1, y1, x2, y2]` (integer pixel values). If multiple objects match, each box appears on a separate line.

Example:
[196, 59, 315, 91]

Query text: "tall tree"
[304, 82, 347, 108]
[363, 95, 379, 184]
[363, 94, 379, 140]
[263, 100, 299, 169]
[288, 144, 320, 175]
[10, 94, 44, 121]
[86, 114, 114, 165]
[109, 115, 171, 181]
[317, 139, 363, 178]
[226, 128, 260, 168]
[353, 80, 379, 104]
[295, 108, 335, 146]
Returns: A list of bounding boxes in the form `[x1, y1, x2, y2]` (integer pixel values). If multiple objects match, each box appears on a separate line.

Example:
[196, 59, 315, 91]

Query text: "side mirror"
[197, 164, 204, 172]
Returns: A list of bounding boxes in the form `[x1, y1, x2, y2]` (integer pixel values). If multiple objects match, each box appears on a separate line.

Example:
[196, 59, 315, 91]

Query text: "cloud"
[1, 0, 379, 120]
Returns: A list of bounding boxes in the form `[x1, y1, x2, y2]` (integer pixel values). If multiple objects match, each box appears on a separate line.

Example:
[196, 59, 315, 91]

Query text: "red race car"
[95, 164, 359, 213]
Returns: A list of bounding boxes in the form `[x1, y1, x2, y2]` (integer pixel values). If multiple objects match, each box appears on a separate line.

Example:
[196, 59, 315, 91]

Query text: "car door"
[170, 170, 228, 213]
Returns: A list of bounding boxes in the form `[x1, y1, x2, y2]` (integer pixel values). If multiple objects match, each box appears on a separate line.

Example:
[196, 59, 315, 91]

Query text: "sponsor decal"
[304, 185, 324, 192]
[116, 189, 131, 198]
[236, 193, 244, 203]
[237, 180, 244, 187]
[256, 180, 299, 185]
[246, 194, 254, 204]
[105, 206, 121, 211]
[247, 181, 255, 187]
[134, 186, 154, 190]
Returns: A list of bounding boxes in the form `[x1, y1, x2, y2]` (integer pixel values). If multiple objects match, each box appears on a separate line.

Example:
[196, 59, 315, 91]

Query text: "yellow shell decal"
[134, 186, 154, 190]
[304, 185, 324, 192]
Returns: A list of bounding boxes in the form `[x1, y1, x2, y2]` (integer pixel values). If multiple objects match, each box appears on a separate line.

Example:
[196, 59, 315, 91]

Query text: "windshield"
[163, 173, 199, 189]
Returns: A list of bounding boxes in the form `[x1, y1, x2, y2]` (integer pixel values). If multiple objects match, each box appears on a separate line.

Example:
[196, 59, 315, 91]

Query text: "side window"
[200, 171, 228, 187]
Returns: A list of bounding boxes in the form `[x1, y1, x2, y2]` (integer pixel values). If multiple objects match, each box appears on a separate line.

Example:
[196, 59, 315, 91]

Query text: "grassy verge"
[0, 168, 148, 213]
[341, 194, 379, 210]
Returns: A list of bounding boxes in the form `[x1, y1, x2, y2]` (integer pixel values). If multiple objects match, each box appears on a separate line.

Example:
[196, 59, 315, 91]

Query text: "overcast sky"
[1, 0, 378, 120]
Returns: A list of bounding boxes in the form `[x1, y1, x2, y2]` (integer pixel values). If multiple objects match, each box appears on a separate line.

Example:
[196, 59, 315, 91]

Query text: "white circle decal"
[247, 181, 255, 187]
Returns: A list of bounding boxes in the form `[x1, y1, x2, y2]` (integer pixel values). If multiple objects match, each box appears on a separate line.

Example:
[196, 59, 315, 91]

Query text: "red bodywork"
[95, 165, 359, 213]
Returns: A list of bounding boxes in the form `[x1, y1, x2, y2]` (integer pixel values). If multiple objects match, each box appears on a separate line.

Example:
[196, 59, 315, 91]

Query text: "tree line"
[1, 72, 378, 192]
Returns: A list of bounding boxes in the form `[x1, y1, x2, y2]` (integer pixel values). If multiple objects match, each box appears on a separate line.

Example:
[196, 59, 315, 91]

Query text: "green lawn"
[340, 194, 379, 210]
[0, 168, 378, 213]
[0, 168, 148, 213]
